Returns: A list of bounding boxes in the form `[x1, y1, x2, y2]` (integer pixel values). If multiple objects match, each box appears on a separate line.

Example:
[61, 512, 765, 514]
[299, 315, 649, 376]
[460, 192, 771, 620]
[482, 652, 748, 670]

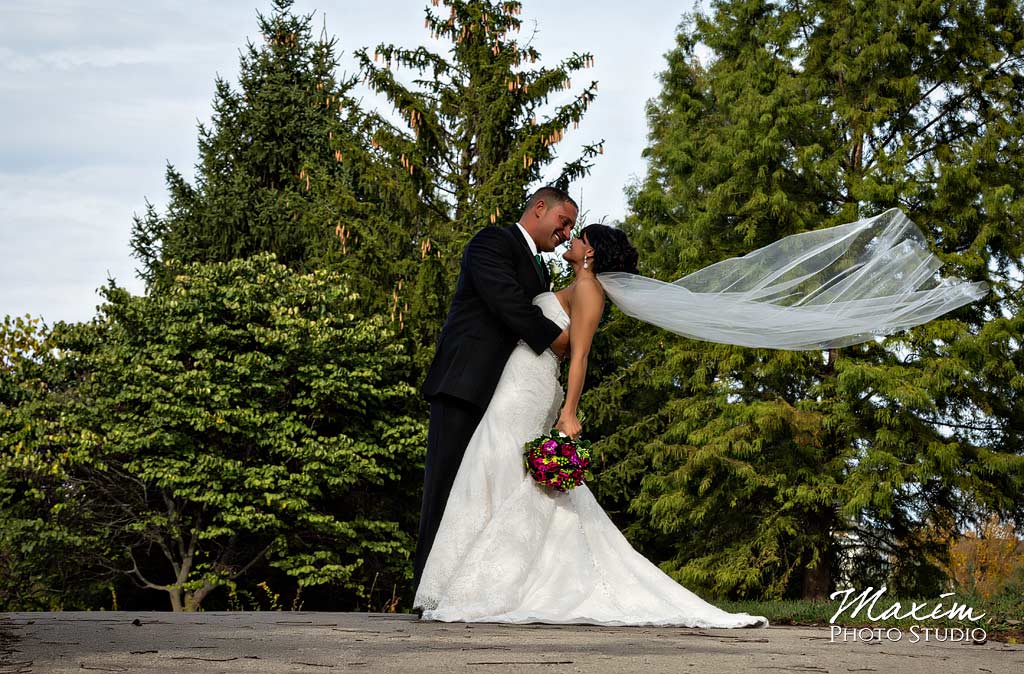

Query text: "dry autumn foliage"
[946, 516, 1024, 599]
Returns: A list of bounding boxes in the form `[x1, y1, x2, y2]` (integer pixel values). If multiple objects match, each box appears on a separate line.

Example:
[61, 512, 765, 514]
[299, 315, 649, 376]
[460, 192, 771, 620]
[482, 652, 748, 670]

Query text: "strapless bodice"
[533, 292, 570, 330]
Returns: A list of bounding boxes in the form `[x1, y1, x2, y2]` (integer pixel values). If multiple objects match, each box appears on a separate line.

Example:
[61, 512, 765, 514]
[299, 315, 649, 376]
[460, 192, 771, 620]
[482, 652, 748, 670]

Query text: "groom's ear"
[532, 198, 547, 219]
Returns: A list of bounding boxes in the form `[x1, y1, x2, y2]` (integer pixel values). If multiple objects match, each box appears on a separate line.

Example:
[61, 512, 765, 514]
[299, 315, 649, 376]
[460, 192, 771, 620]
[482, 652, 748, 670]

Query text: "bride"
[413, 223, 770, 627]
[413, 208, 986, 626]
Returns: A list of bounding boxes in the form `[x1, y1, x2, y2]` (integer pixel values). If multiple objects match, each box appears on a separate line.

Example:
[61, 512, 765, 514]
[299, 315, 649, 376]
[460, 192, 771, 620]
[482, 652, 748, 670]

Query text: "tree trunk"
[168, 586, 184, 612]
[802, 546, 831, 599]
[184, 583, 213, 612]
[802, 515, 833, 599]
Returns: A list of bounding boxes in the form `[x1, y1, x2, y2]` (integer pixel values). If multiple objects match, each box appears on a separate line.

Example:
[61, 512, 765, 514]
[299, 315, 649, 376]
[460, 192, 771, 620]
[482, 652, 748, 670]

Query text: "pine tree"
[131, 0, 419, 318]
[355, 0, 605, 343]
[587, 0, 1024, 600]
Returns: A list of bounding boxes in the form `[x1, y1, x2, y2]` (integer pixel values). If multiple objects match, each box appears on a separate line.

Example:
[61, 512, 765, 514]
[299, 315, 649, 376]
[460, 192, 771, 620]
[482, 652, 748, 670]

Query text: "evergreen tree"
[356, 0, 605, 347]
[587, 0, 1024, 599]
[131, 0, 418, 318]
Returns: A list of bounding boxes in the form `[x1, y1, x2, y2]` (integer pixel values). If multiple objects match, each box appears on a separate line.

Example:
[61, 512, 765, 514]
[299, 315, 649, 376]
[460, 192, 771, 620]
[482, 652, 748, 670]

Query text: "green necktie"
[534, 254, 547, 282]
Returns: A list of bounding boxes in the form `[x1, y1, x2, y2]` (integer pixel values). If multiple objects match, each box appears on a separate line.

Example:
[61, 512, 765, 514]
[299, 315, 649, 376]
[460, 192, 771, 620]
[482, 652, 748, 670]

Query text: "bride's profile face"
[562, 235, 593, 269]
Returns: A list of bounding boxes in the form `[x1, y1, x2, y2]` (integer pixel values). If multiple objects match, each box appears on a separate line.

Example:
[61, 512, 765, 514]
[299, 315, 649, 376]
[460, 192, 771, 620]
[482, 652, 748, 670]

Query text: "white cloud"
[0, 0, 694, 324]
[0, 44, 226, 72]
[0, 165, 147, 323]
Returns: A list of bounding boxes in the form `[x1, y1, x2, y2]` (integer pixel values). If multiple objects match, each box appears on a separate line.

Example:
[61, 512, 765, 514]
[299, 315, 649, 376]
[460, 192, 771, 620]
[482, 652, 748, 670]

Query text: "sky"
[0, 0, 698, 325]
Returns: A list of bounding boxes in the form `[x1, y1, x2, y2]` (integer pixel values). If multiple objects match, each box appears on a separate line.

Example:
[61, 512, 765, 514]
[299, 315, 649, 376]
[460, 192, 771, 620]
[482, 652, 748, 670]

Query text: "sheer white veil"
[596, 209, 988, 350]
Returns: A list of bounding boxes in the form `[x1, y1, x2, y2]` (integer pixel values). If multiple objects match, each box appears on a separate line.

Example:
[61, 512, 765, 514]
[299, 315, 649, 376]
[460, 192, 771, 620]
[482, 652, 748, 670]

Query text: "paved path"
[2, 612, 1022, 673]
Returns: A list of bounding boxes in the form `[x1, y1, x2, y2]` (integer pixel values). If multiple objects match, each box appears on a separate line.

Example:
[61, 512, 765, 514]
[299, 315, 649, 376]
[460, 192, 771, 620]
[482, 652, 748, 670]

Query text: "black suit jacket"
[421, 225, 563, 410]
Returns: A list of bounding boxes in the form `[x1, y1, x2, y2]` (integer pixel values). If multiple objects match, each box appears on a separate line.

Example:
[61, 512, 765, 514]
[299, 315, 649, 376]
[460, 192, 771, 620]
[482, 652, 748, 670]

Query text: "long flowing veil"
[597, 209, 988, 350]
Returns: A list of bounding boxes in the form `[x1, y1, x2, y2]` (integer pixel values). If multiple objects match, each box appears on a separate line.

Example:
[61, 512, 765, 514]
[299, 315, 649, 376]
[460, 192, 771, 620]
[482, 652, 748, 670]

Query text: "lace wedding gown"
[414, 292, 768, 628]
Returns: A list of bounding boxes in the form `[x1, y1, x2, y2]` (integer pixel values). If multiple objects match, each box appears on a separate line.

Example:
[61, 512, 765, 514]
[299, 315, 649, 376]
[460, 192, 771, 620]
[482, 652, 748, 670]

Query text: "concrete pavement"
[2, 611, 1022, 673]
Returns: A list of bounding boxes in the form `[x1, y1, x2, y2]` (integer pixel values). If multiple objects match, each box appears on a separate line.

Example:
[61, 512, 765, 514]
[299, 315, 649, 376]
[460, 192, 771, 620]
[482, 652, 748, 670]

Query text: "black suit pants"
[412, 394, 484, 594]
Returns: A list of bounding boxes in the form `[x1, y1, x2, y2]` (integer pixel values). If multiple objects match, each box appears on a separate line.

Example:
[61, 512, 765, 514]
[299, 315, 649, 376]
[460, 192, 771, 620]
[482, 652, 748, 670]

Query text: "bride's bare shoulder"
[568, 278, 604, 310]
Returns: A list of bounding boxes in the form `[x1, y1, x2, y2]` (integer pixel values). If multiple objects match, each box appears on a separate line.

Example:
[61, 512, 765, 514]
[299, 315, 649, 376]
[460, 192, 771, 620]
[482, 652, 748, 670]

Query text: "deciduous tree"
[1, 256, 424, 611]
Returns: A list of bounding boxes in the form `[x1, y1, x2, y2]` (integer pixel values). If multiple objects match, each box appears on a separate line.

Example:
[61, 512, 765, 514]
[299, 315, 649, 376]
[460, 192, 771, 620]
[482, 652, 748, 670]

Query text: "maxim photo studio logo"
[829, 586, 987, 644]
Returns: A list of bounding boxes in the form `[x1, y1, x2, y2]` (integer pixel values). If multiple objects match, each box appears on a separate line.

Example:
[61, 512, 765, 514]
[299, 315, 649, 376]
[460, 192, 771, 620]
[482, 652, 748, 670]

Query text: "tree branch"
[229, 541, 275, 581]
[125, 548, 166, 592]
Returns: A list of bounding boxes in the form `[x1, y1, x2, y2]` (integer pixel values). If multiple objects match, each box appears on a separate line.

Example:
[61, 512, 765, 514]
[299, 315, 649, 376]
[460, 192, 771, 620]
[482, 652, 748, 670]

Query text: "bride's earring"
[583, 256, 590, 270]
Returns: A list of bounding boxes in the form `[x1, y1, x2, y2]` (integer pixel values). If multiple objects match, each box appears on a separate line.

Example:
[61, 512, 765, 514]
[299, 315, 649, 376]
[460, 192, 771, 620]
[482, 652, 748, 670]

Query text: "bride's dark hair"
[579, 224, 639, 274]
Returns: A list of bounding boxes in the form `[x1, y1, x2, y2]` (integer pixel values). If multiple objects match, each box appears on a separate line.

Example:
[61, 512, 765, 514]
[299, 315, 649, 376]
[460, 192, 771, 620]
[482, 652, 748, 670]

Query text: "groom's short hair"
[525, 186, 577, 213]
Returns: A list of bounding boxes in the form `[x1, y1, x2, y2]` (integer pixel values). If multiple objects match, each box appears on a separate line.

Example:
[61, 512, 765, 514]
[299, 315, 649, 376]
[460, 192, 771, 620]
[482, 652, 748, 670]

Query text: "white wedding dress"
[414, 292, 768, 628]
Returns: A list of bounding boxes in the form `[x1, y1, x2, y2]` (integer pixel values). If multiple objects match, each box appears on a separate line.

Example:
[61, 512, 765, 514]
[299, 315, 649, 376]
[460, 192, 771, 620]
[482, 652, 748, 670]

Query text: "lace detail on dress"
[413, 292, 767, 628]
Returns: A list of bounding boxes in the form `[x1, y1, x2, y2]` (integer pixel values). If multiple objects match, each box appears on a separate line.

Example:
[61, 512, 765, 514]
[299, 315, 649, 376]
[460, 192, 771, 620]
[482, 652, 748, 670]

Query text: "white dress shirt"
[515, 222, 539, 257]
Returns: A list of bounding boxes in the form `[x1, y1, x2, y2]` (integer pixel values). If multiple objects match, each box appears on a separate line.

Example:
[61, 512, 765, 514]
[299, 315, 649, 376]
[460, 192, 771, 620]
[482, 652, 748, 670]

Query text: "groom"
[413, 186, 577, 593]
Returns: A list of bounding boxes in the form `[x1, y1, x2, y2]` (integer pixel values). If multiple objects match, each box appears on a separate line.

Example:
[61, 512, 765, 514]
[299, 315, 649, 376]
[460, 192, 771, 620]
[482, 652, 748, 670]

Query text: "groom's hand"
[550, 329, 570, 359]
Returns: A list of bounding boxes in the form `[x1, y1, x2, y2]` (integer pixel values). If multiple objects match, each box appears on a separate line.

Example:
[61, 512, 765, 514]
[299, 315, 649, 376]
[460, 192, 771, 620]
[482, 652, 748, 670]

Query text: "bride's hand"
[555, 409, 582, 440]
[550, 329, 570, 359]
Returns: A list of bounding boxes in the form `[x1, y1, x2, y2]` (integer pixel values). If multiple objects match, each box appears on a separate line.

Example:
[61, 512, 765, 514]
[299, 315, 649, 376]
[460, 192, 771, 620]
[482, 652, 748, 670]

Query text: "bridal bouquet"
[523, 431, 593, 492]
